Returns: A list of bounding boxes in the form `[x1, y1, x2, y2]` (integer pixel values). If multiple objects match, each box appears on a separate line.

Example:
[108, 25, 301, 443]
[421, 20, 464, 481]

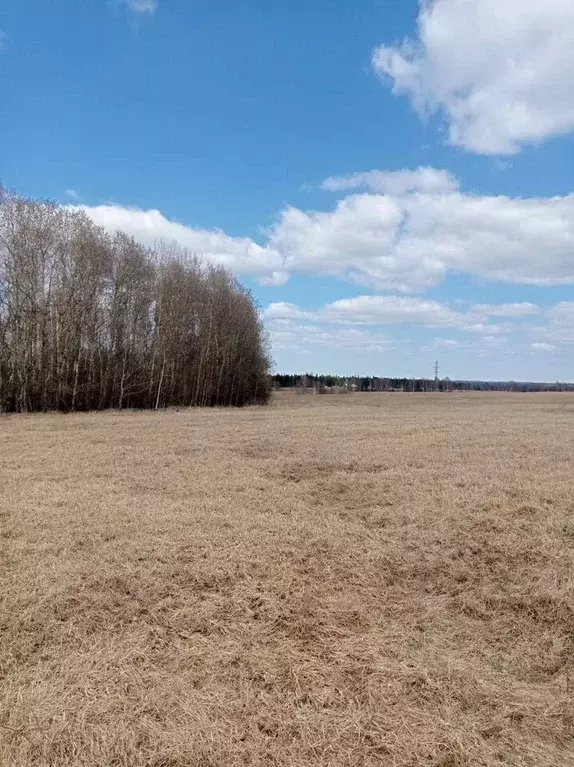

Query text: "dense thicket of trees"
[0, 190, 270, 412]
[273, 374, 574, 393]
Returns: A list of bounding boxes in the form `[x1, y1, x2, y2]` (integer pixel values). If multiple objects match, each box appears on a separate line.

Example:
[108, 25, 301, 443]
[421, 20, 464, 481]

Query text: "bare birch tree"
[0, 190, 270, 412]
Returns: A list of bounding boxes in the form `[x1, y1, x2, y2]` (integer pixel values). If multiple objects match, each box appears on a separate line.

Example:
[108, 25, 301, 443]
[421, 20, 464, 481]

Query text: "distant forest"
[0, 190, 270, 412]
[273, 374, 574, 393]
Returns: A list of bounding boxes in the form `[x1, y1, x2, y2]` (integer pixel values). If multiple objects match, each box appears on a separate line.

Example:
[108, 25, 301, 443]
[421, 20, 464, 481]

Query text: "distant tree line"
[0, 190, 270, 412]
[272, 374, 574, 393]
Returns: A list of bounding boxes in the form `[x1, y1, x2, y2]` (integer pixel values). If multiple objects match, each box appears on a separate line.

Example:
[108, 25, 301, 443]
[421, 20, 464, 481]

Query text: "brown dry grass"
[1, 391, 574, 766]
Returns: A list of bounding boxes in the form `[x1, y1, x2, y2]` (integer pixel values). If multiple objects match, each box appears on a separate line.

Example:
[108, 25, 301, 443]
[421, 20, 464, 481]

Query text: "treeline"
[0, 190, 270, 412]
[273, 374, 574, 393]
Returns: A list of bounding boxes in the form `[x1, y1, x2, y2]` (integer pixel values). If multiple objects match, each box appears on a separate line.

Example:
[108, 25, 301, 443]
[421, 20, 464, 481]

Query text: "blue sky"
[2, 0, 574, 380]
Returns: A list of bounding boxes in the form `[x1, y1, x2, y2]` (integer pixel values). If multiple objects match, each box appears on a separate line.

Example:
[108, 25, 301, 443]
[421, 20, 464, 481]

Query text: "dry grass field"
[1, 392, 574, 767]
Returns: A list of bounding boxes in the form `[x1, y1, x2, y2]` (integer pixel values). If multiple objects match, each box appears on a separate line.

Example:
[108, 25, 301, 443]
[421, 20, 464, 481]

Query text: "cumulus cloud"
[373, 0, 574, 154]
[318, 295, 462, 327]
[264, 295, 529, 334]
[268, 193, 443, 292]
[269, 182, 574, 291]
[75, 169, 574, 291]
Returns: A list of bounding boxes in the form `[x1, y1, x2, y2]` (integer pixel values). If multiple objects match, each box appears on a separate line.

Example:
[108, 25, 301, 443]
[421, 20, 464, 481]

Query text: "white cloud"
[269, 323, 391, 354]
[65, 189, 81, 202]
[263, 302, 312, 321]
[321, 167, 458, 195]
[319, 295, 462, 327]
[269, 182, 574, 291]
[124, 0, 157, 14]
[264, 295, 524, 335]
[75, 170, 574, 291]
[268, 193, 444, 292]
[373, 0, 574, 154]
